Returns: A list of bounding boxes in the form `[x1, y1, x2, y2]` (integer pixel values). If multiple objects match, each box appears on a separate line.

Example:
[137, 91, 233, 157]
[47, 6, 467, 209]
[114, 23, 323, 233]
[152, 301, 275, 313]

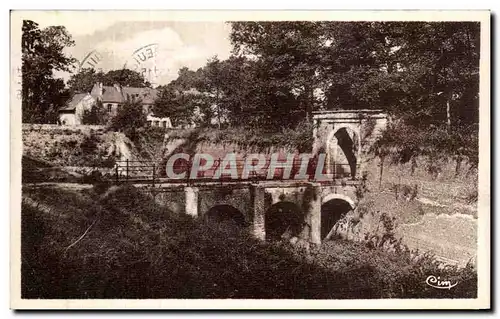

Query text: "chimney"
[113, 83, 122, 93]
[91, 82, 104, 100]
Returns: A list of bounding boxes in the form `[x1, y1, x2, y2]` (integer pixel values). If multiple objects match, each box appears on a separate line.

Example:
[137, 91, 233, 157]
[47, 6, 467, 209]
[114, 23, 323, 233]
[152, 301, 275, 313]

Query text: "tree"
[229, 21, 480, 131]
[153, 85, 197, 127]
[200, 57, 226, 128]
[81, 100, 108, 125]
[230, 22, 325, 122]
[68, 68, 150, 94]
[108, 98, 146, 141]
[103, 69, 151, 88]
[22, 20, 76, 123]
[67, 68, 105, 94]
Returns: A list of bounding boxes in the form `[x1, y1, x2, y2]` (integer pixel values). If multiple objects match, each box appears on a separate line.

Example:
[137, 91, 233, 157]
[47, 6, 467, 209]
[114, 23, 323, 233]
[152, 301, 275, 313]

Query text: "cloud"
[22, 11, 126, 36]
[50, 18, 232, 86]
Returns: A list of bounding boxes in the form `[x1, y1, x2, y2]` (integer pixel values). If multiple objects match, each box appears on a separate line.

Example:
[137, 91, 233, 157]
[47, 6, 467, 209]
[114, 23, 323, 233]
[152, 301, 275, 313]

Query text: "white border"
[9, 10, 491, 310]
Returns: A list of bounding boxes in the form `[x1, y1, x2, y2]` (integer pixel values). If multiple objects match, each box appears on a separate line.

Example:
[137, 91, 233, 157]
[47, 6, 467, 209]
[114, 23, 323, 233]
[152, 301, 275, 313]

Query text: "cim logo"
[425, 275, 458, 290]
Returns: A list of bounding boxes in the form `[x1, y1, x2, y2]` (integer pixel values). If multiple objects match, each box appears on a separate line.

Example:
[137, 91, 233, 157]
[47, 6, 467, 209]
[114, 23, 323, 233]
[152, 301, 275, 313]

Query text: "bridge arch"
[205, 204, 247, 227]
[265, 201, 304, 241]
[321, 193, 356, 209]
[320, 194, 355, 240]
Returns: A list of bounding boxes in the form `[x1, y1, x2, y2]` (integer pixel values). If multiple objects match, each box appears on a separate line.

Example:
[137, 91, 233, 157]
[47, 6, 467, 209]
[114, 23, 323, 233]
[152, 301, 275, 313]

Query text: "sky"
[22, 12, 233, 86]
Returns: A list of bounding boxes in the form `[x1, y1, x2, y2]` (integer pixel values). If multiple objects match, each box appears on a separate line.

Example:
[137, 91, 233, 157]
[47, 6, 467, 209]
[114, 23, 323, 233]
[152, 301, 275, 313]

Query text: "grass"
[21, 184, 477, 299]
[164, 121, 313, 153]
[362, 156, 478, 217]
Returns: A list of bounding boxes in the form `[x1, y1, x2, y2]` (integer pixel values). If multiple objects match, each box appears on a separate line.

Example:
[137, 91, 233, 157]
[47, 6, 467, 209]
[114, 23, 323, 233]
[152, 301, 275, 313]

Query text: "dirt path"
[398, 212, 477, 266]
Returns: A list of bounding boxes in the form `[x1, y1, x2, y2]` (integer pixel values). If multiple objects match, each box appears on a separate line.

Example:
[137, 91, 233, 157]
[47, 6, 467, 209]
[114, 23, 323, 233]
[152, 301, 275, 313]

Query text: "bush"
[370, 122, 479, 179]
[108, 98, 147, 141]
[389, 183, 419, 201]
[81, 101, 108, 125]
[80, 169, 103, 184]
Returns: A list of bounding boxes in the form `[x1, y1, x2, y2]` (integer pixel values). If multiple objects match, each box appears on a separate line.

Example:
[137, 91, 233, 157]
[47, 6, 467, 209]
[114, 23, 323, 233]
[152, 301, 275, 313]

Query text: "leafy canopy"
[22, 20, 76, 123]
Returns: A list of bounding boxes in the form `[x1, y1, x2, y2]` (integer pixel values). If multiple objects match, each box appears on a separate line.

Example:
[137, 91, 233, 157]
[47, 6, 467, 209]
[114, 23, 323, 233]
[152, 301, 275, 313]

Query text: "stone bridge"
[143, 180, 358, 243]
[141, 110, 387, 243]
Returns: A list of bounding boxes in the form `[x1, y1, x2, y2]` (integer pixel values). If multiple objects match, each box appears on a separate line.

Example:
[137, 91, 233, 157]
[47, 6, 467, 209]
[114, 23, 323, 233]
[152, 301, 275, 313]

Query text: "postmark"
[80, 43, 170, 86]
[79, 49, 104, 71]
[124, 43, 164, 86]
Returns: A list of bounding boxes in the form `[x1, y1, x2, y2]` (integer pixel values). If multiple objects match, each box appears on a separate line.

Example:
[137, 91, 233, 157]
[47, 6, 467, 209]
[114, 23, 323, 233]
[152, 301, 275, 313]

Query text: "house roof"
[100, 86, 125, 103]
[59, 93, 88, 112]
[122, 86, 158, 105]
[91, 83, 158, 105]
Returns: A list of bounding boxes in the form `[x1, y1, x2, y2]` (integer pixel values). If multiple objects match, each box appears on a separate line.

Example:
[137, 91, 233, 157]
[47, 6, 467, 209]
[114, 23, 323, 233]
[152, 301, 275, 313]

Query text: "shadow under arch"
[265, 201, 304, 241]
[320, 197, 355, 240]
[327, 127, 359, 179]
[205, 204, 247, 227]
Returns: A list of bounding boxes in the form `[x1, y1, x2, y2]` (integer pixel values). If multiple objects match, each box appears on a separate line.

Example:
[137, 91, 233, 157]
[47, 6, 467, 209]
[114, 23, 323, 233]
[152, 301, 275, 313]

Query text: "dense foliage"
[81, 101, 109, 125]
[67, 68, 151, 94]
[108, 98, 147, 141]
[21, 20, 75, 123]
[229, 21, 480, 128]
[154, 21, 480, 161]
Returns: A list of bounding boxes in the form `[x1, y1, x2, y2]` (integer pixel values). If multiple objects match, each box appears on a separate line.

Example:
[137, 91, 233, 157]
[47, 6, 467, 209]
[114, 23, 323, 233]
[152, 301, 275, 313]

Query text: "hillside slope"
[21, 184, 476, 299]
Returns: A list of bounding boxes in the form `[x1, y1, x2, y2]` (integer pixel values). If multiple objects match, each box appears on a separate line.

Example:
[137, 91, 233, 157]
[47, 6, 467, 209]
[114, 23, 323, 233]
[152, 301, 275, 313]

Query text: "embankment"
[21, 184, 477, 299]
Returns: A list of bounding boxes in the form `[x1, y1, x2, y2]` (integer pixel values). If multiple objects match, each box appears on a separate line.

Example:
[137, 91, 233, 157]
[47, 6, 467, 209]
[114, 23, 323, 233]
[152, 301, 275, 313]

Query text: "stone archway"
[326, 126, 359, 179]
[265, 201, 304, 241]
[320, 194, 355, 240]
[312, 110, 388, 180]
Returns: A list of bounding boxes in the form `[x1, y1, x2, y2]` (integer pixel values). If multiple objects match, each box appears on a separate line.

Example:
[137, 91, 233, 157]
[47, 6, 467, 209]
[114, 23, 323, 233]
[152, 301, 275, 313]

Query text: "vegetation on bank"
[22, 185, 477, 299]
[371, 121, 479, 177]
[164, 120, 314, 153]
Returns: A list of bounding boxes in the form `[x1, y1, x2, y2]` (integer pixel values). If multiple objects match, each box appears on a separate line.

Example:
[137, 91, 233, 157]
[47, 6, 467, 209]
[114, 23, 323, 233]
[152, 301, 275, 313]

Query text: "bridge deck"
[130, 178, 360, 191]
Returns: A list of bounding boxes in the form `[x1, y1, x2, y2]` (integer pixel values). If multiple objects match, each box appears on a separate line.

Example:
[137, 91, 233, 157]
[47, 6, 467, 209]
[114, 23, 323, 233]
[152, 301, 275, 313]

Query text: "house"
[147, 114, 173, 128]
[90, 83, 158, 116]
[58, 93, 96, 125]
[59, 82, 172, 127]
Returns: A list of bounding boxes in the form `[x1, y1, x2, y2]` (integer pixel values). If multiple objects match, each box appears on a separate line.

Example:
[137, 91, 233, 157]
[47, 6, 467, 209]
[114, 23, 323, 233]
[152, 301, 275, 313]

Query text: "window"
[107, 104, 112, 112]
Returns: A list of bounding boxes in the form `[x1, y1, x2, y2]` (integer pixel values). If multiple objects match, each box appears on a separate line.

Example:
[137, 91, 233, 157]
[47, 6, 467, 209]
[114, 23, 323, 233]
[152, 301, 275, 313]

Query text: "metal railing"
[21, 158, 359, 185]
[114, 158, 358, 185]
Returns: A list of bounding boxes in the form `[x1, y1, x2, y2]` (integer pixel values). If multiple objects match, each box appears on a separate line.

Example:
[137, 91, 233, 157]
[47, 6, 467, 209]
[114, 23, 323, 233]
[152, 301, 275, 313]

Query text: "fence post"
[185, 159, 191, 186]
[152, 163, 155, 188]
[126, 159, 129, 182]
[115, 164, 119, 184]
[218, 158, 222, 185]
